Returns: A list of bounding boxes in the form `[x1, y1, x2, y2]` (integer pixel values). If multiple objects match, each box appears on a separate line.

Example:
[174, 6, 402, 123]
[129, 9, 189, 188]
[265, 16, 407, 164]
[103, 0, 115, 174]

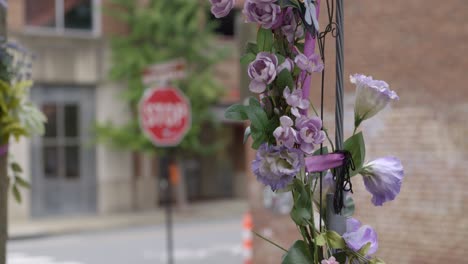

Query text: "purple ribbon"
[0, 144, 8, 156]
[305, 153, 345, 173]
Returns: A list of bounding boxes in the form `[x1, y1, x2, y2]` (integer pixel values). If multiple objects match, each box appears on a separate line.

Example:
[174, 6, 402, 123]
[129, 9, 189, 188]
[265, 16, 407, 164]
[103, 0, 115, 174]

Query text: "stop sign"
[139, 87, 191, 146]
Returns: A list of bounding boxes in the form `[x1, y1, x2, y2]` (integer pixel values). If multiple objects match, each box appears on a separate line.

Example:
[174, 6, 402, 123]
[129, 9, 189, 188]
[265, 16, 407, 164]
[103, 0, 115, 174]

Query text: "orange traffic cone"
[242, 212, 253, 264]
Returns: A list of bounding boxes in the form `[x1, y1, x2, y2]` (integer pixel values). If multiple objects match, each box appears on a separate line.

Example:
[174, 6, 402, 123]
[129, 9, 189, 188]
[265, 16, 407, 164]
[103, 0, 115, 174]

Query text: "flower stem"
[252, 230, 287, 252]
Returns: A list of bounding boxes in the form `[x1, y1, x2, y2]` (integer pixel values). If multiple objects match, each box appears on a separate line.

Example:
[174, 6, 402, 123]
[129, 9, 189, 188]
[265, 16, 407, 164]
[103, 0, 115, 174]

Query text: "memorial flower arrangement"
[210, 0, 404, 263]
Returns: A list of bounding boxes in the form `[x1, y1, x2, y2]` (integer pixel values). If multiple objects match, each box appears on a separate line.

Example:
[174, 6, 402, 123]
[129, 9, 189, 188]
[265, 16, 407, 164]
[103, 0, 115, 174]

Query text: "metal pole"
[335, 0, 344, 151]
[0, 4, 8, 264]
[326, 194, 346, 234]
[160, 155, 174, 264]
[326, 0, 347, 235]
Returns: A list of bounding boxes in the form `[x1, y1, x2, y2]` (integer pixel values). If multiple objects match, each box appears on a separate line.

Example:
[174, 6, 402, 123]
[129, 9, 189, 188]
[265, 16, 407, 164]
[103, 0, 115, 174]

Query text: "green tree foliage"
[96, 0, 227, 155]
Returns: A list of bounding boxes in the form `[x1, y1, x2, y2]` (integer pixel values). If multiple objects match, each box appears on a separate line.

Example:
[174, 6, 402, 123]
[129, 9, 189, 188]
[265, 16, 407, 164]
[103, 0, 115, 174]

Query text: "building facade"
[7, 0, 248, 221]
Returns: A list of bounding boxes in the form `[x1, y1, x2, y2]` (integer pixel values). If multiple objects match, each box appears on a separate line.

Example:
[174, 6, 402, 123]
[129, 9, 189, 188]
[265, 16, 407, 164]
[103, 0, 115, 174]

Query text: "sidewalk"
[9, 199, 248, 240]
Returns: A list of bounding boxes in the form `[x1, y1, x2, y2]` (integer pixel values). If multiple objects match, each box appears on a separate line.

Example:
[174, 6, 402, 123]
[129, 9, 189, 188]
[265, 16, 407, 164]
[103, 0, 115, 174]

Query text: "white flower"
[351, 74, 398, 127]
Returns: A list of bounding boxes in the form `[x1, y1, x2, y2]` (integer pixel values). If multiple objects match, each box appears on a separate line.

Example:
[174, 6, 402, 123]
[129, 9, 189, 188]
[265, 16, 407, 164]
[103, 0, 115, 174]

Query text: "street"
[7, 217, 243, 264]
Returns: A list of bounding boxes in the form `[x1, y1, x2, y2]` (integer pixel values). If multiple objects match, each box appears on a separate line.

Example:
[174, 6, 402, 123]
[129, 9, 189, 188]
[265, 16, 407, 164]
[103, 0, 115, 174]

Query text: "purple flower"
[360, 156, 404, 206]
[210, 0, 235, 18]
[281, 8, 304, 43]
[351, 74, 399, 127]
[243, 0, 282, 29]
[343, 218, 378, 256]
[294, 52, 323, 74]
[248, 52, 278, 93]
[273, 116, 298, 149]
[295, 115, 325, 154]
[321, 256, 339, 264]
[252, 143, 304, 190]
[346, 218, 362, 232]
[283, 87, 309, 117]
[0, 0, 7, 9]
[277, 58, 294, 73]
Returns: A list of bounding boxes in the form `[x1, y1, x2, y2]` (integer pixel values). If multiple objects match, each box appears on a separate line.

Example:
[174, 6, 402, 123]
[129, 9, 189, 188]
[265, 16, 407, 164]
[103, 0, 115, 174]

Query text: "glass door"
[30, 86, 96, 217]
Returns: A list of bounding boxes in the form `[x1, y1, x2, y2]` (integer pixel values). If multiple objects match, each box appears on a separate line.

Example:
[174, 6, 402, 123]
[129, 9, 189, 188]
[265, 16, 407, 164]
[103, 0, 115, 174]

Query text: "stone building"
[244, 1, 468, 263]
[7, 0, 247, 221]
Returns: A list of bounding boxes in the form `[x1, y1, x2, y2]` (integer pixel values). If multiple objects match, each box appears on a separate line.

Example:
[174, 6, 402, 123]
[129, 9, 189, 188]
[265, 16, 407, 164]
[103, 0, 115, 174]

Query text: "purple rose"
[360, 156, 404, 206]
[210, 0, 235, 18]
[281, 8, 304, 43]
[343, 218, 378, 256]
[243, 0, 282, 29]
[283, 87, 309, 117]
[252, 143, 304, 190]
[295, 115, 325, 154]
[351, 74, 399, 127]
[295, 52, 324, 74]
[273, 116, 298, 149]
[248, 52, 278, 93]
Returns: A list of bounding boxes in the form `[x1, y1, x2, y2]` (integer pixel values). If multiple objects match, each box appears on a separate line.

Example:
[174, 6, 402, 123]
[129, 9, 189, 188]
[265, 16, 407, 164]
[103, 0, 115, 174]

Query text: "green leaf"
[246, 42, 258, 54]
[15, 176, 30, 189]
[11, 162, 22, 173]
[243, 126, 251, 144]
[276, 54, 286, 65]
[12, 184, 21, 203]
[314, 233, 326, 246]
[290, 207, 311, 226]
[240, 53, 256, 67]
[369, 258, 386, 264]
[281, 240, 313, 264]
[257, 27, 273, 52]
[224, 104, 248, 121]
[343, 132, 366, 176]
[290, 179, 312, 226]
[248, 97, 262, 108]
[276, 69, 295, 93]
[246, 103, 269, 131]
[358, 242, 372, 257]
[278, 0, 300, 8]
[251, 136, 265, 149]
[313, 146, 329, 156]
[326, 231, 346, 249]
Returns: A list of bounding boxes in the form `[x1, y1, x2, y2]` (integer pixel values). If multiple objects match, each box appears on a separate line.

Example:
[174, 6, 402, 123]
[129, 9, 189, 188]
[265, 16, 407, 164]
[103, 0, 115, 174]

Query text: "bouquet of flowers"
[209, 0, 404, 263]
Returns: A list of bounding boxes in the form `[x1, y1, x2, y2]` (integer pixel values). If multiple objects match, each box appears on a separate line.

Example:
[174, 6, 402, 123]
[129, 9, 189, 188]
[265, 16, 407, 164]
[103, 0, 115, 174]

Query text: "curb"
[9, 199, 248, 241]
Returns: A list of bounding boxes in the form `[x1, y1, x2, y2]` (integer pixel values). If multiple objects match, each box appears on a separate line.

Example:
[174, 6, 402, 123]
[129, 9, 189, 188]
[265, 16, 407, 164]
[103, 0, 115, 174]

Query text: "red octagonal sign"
[139, 87, 191, 146]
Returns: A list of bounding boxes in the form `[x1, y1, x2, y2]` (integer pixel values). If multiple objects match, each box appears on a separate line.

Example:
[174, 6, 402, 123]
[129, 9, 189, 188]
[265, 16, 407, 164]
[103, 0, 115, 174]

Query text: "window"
[41, 102, 82, 180]
[25, 0, 100, 35]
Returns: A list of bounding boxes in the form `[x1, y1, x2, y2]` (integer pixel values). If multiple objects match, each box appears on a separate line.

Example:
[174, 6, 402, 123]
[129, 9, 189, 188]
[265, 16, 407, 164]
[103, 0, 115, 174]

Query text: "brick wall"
[247, 0, 468, 263]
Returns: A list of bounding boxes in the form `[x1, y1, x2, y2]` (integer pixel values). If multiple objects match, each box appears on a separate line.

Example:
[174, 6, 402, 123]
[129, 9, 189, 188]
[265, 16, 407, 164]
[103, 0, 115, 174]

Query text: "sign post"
[139, 60, 190, 264]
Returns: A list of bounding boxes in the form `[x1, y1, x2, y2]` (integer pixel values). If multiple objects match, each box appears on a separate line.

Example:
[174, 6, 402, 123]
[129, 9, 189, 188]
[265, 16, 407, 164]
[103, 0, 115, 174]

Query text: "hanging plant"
[0, 38, 46, 202]
[210, 0, 404, 263]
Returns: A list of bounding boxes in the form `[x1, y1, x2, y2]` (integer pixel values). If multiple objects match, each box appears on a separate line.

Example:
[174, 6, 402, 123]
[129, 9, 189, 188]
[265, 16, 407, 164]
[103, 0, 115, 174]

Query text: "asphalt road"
[7, 217, 244, 264]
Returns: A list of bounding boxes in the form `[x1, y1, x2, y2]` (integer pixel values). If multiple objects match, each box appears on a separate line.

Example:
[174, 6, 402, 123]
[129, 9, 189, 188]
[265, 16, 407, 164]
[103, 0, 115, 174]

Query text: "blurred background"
[4, 0, 468, 263]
